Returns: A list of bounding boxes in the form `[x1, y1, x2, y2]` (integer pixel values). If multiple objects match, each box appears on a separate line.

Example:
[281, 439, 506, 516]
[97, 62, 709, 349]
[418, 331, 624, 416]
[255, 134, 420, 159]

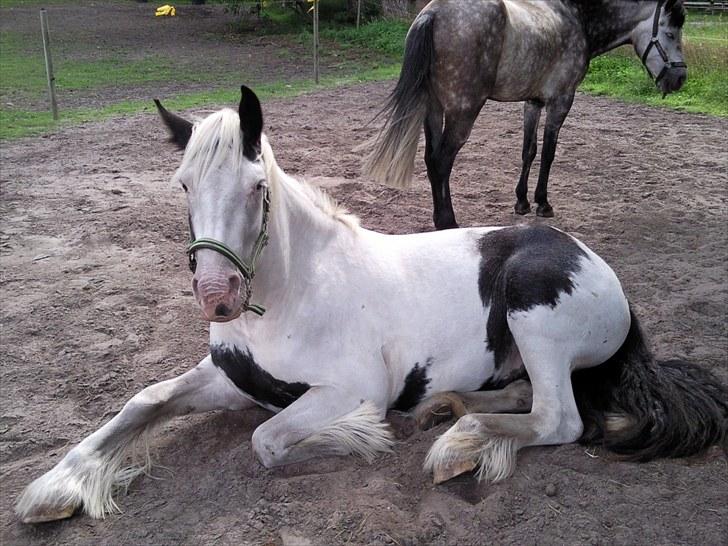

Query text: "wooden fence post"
[313, 0, 319, 83]
[40, 8, 59, 120]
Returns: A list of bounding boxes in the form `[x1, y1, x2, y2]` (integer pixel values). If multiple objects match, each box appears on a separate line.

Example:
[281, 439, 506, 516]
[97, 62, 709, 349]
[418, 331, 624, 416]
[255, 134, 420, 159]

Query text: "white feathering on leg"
[298, 401, 394, 462]
[424, 425, 518, 483]
[16, 430, 153, 522]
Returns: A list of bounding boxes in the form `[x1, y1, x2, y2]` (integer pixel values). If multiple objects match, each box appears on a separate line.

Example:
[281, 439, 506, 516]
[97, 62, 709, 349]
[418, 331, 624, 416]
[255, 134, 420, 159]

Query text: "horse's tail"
[572, 306, 728, 460]
[361, 11, 435, 188]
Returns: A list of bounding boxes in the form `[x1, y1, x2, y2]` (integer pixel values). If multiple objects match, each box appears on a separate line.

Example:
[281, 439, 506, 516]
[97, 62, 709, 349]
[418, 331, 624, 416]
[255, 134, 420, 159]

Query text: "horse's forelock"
[665, 0, 686, 28]
[180, 108, 247, 182]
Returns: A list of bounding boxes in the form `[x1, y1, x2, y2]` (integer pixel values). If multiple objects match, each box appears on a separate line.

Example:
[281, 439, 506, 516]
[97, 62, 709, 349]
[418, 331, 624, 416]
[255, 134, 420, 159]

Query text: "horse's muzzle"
[659, 67, 687, 96]
[191, 269, 243, 322]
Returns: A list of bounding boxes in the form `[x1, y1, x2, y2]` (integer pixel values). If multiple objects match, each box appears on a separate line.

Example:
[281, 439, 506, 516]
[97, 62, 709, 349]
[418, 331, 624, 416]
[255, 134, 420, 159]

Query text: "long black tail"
[573, 307, 727, 460]
[361, 10, 435, 188]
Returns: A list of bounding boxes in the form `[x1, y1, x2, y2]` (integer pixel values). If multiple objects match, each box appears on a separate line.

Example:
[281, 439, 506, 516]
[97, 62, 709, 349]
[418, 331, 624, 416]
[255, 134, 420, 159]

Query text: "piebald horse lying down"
[17, 87, 726, 523]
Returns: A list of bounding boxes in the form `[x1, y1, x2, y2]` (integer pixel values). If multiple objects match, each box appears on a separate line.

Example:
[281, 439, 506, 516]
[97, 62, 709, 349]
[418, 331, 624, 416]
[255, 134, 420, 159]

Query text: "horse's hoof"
[434, 221, 459, 231]
[19, 503, 77, 524]
[433, 458, 478, 484]
[415, 402, 452, 430]
[514, 201, 531, 215]
[413, 393, 467, 430]
[536, 203, 554, 217]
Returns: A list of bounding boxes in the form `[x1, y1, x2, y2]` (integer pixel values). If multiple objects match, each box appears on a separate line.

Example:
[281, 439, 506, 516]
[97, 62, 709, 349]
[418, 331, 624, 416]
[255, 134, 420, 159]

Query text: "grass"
[0, 5, 725, 139]
[0, 65, 400, 139]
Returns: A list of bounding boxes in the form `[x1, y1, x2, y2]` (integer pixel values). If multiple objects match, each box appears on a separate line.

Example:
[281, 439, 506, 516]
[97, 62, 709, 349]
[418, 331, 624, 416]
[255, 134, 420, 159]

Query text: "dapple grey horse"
[364, 0, 688, 228]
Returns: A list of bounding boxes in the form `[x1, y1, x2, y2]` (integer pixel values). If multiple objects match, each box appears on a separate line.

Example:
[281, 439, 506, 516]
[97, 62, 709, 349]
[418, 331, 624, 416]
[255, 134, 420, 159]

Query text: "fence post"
[39, 8, 59, 120]
[357, 0, 361, 29]
[313, 0, 319, 83]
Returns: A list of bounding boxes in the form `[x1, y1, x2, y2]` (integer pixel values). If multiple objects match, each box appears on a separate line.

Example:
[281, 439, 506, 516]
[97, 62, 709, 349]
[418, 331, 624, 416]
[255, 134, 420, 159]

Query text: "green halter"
[187, 187, 271, 317]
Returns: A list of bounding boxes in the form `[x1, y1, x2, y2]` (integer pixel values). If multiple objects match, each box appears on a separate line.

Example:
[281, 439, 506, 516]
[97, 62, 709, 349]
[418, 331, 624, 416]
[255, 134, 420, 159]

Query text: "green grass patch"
[0, 63, 400, 139]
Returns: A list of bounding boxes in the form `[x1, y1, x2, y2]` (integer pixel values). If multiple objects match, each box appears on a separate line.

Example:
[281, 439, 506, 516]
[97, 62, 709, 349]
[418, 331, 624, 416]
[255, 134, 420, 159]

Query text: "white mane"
[177, 107, 359, 231]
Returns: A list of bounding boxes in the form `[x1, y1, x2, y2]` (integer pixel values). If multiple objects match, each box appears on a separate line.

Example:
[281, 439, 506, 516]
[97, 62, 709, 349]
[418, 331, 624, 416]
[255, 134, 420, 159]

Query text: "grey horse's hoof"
[536, 203, 554, 217]
[514, 201, 531, 215]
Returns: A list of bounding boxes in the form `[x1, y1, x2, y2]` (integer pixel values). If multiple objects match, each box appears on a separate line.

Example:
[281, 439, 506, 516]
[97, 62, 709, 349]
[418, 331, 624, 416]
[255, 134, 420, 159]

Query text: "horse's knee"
[251, 426, 287, 468]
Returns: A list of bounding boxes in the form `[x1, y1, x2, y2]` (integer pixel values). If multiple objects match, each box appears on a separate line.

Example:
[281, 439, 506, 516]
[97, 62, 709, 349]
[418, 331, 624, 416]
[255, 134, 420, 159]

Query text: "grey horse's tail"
[572, 306, 727, 460]
[361, 11, 434, 188]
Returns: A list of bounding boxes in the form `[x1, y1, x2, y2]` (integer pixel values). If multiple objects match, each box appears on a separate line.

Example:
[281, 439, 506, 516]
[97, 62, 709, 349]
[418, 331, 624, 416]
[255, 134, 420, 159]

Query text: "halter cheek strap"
[640, 0, 687, 84]
[187, 187, 271, 317]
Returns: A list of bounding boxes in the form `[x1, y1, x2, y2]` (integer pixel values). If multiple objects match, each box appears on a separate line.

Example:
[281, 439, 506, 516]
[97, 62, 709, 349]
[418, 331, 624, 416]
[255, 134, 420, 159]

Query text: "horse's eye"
[181, 184, 188, 193]
[666, 32, 675, 40]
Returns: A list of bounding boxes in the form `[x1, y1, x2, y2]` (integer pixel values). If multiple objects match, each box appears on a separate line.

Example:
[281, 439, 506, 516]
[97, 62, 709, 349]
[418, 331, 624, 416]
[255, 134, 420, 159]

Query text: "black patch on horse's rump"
[478, 225, 588, 369]
[211, 345, 309, 410]
[392, 358, 433, 411]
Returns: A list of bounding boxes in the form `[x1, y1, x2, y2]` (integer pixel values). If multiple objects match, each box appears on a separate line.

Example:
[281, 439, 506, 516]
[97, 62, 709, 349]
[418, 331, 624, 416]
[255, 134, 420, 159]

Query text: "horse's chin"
[200, 305, 243, 323]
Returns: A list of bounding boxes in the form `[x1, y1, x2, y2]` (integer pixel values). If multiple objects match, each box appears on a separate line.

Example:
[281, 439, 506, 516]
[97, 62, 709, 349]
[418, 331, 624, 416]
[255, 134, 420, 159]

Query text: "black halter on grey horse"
[363, 0, 687, 228]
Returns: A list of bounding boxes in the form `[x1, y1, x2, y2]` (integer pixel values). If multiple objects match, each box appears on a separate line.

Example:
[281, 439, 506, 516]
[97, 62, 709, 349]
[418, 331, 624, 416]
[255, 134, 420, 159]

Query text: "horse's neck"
[577, 0, 655, 57]
[251, 165, 344, 314]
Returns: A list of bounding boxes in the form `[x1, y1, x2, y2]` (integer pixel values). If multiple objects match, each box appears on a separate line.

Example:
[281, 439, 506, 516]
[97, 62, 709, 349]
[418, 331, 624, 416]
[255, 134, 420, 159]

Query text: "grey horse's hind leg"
[514, 101, 543, 215]
[414, 380, 532, 430]
[534, 94, 575, 217]
[426, 106, 483, 230]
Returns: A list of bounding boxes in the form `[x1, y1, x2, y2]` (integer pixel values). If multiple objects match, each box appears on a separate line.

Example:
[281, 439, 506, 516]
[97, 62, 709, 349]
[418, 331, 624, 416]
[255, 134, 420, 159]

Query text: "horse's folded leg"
[252, 387, 393, 468]
[413, 392, 468, 430]
[424, 414, 523, 484]
[414, 380, 533, 431]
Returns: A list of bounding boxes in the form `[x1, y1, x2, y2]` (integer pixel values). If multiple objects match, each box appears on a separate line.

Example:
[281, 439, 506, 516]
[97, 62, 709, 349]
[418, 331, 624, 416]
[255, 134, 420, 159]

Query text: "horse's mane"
[567, 0, 685, 27]
[261, 138, 360, 231]
[180, 107, 359, 231]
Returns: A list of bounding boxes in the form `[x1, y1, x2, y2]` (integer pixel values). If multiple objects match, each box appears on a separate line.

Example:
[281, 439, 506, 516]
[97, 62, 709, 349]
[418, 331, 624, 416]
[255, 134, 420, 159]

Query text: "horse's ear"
[238, 85, 263, 160]
[154, 99, 193, 150]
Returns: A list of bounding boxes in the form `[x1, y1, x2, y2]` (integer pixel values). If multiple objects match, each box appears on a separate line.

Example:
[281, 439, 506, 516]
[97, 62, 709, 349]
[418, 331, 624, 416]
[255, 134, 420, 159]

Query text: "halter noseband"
[187, 186, 271, 317]
[640, 0, 686, 84]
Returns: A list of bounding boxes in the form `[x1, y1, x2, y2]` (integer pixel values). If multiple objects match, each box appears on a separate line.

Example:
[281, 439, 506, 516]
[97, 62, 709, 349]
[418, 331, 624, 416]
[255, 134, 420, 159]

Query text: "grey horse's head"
[633, 0, 687, 96]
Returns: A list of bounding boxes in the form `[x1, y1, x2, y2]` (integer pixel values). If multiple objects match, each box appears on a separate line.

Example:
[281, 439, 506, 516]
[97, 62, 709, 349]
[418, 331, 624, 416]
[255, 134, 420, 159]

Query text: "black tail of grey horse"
[363, 0, 688, 229]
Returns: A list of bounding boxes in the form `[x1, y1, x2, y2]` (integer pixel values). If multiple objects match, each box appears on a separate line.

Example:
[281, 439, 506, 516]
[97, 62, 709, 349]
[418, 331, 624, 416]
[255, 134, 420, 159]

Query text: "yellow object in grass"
[155, 5, 176, 17]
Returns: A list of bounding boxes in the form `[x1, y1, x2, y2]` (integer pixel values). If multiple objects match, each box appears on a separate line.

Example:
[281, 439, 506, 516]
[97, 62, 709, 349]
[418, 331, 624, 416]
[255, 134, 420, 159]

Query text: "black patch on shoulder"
[478, 225, 588, 369]
[392, 358, 433, 411]
[211, 345, 309, 409]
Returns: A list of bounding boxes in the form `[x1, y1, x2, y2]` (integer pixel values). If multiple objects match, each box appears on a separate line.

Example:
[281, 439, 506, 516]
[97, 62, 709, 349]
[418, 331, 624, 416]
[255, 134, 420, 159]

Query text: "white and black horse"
[16, 87, 725, 523]
[364, 0, 688, 227]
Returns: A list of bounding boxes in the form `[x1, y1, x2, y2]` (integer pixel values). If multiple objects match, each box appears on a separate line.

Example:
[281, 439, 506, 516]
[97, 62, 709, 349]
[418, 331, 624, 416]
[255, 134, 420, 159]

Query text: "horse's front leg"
[15, 356, 253, 523]
[251, 387, 394, 467]
[533, 94, 575, 217]
[514, 100, 542, 215]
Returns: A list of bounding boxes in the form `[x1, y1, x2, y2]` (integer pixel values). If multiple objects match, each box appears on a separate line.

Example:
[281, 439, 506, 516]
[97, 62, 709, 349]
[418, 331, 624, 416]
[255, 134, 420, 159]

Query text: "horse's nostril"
[677, 74, 685, 88]
[228, 274, 241, 294]
[215, 303, 230, 316]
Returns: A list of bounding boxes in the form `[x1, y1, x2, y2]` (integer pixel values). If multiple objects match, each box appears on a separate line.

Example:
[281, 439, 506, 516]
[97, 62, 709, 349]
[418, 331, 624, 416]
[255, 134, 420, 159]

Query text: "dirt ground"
[2, 5, 728, 546]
